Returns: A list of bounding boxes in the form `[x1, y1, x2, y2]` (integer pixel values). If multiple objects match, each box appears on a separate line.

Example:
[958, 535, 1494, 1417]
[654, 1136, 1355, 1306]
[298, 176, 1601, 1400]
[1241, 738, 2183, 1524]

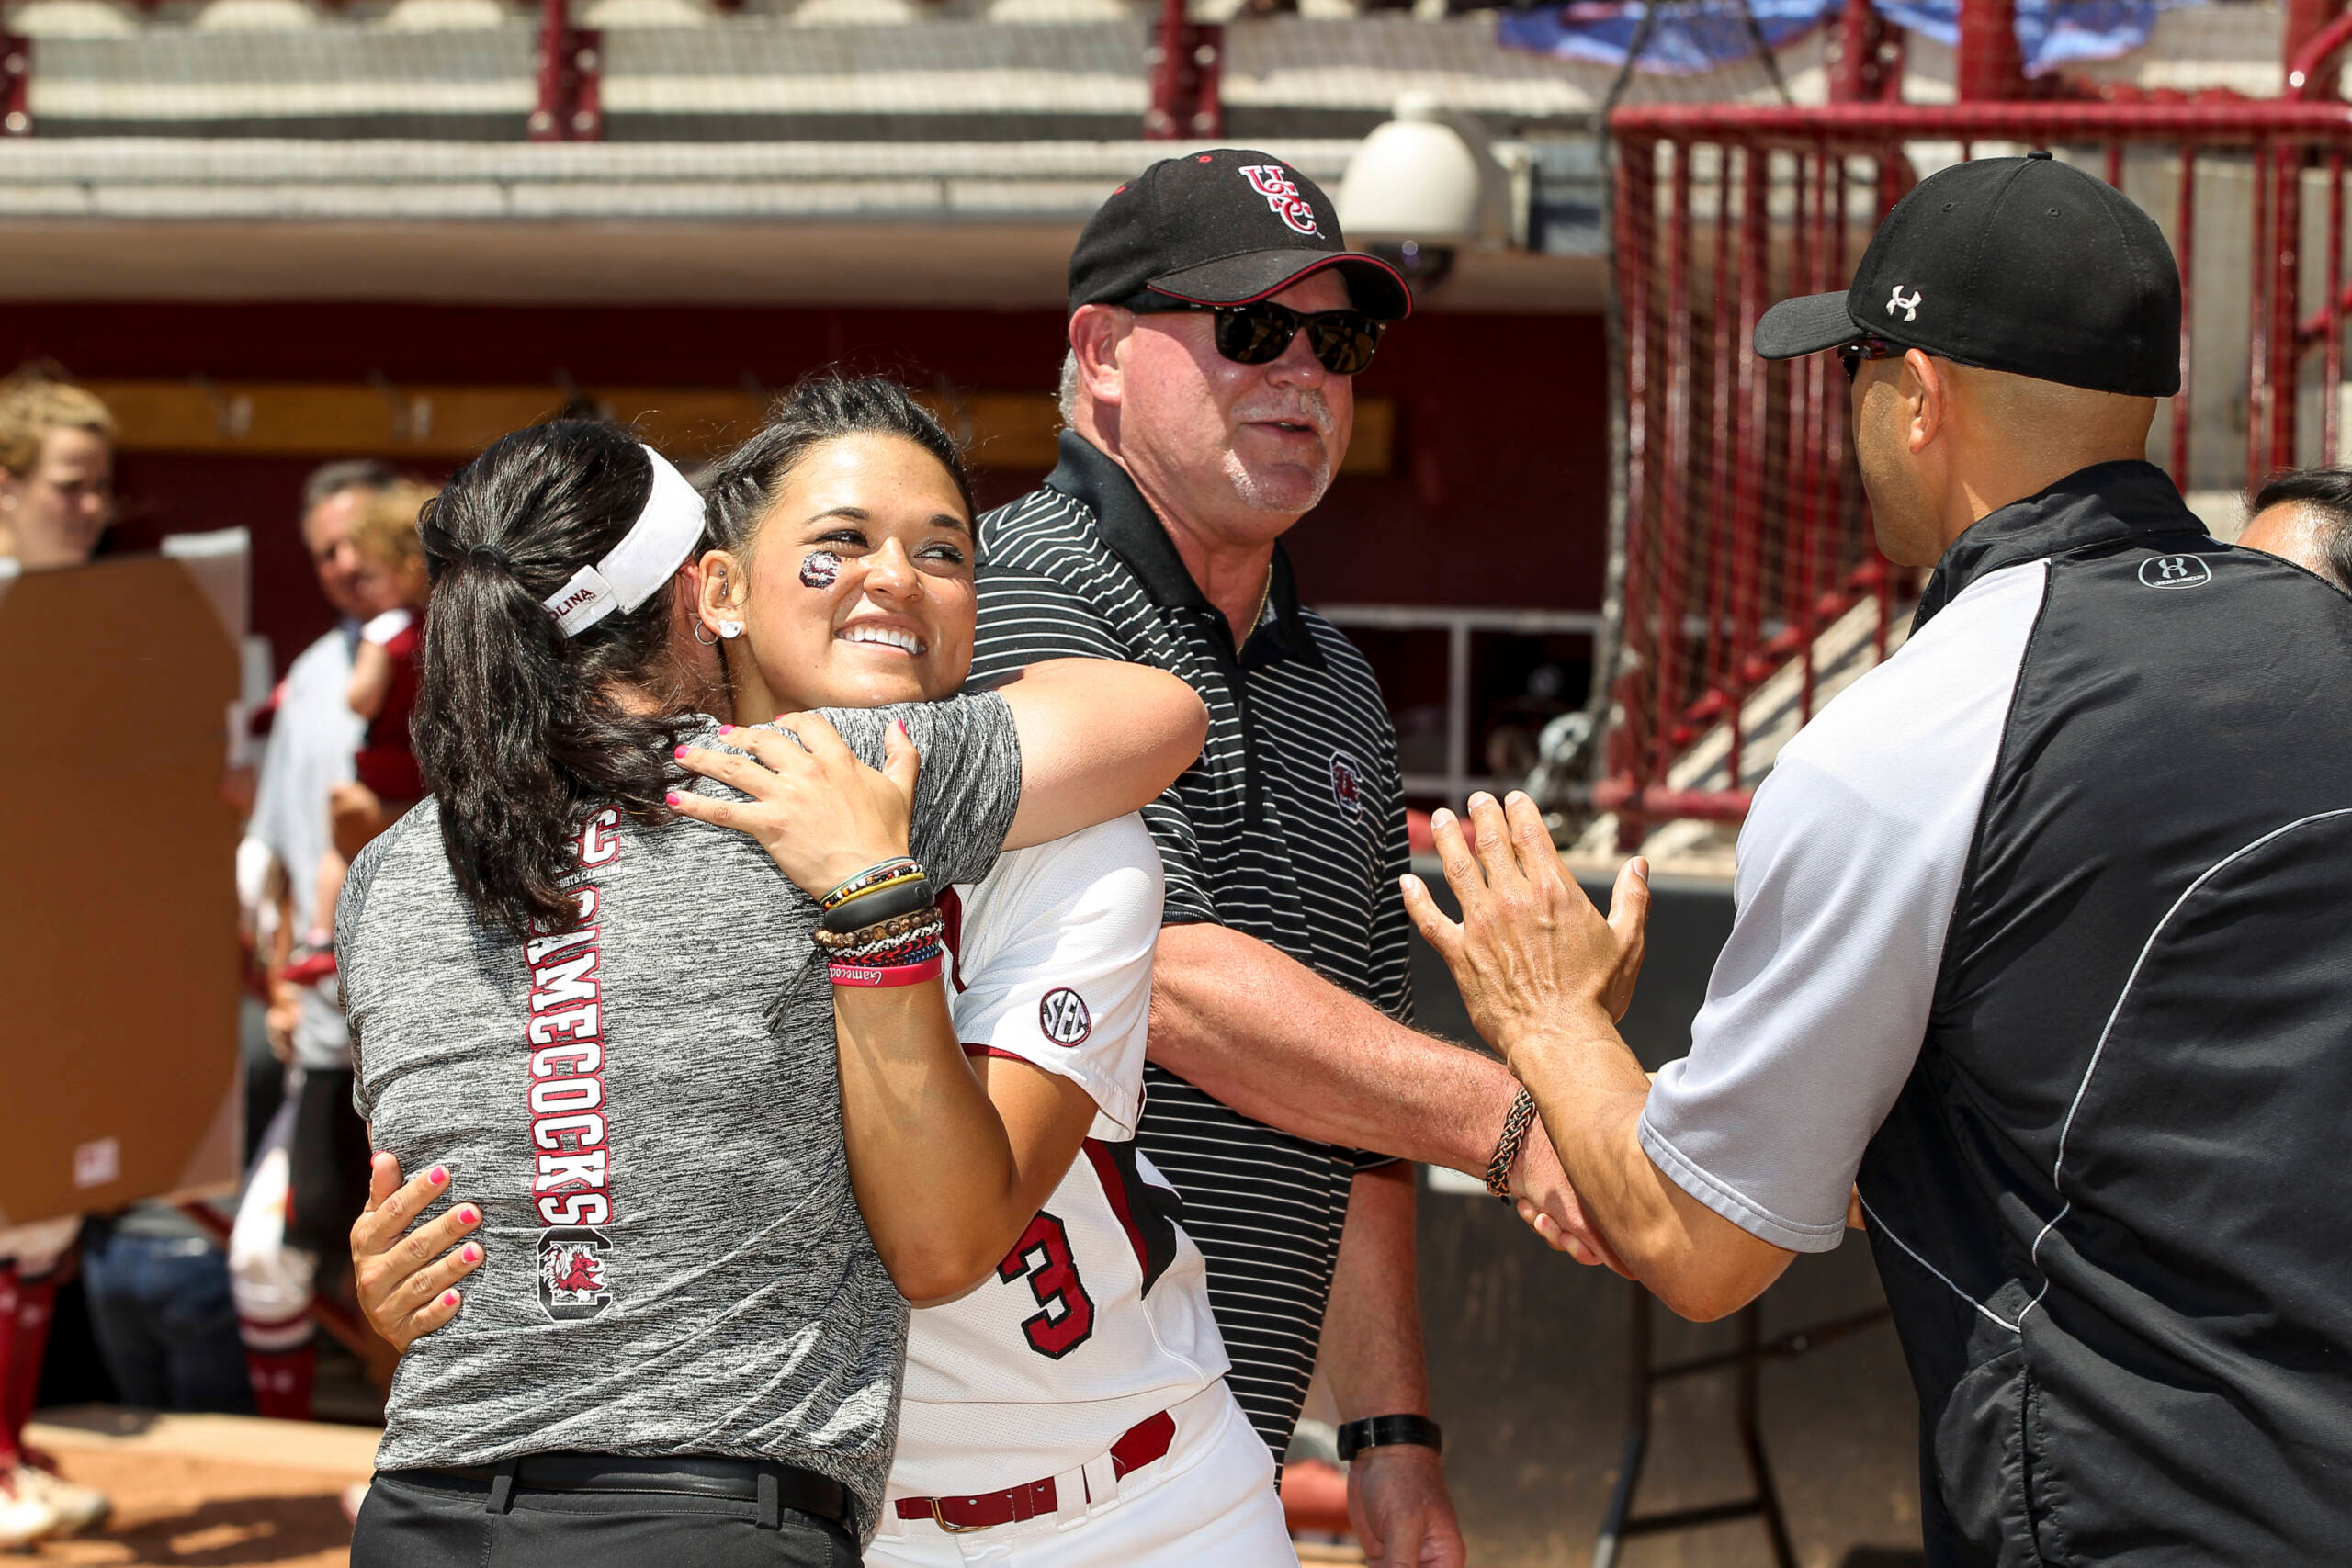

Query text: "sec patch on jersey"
[1039, 987, 1093, 1045]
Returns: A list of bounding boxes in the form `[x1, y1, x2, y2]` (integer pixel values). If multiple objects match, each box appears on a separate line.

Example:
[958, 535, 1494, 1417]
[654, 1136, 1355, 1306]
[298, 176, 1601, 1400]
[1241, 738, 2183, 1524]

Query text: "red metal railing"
[1597, 100, 2352, 840]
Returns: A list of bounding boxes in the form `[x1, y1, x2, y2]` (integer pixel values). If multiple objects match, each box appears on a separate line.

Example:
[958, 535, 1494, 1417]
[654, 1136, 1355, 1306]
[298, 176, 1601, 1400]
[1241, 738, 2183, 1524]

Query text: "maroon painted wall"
[8, 302, 1608, 676]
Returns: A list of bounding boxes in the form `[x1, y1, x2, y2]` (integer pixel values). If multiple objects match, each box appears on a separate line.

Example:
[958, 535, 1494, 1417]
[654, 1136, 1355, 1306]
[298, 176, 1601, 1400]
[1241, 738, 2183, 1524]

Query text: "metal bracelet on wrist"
[1485, 1086, 1537, 1201]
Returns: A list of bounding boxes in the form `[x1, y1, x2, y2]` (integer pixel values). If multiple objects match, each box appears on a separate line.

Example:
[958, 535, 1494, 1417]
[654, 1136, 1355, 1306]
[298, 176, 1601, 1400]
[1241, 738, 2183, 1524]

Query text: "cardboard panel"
[0, 553, 243, 1228]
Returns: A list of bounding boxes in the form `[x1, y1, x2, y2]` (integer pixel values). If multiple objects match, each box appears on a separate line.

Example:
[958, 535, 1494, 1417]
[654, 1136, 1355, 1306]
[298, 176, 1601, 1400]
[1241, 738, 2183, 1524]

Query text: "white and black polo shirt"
[1643, 459, 2352, 1563]
[969, 431, 1414, 1457]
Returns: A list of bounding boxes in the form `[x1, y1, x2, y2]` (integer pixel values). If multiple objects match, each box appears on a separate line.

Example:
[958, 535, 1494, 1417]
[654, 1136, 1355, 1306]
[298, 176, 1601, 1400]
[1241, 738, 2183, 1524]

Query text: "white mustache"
[1235, 398, 1335, 436]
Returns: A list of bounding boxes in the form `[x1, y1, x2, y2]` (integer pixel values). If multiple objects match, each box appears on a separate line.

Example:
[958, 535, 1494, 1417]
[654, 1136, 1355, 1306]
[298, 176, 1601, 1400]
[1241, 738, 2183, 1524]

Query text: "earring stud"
[718, 619, 744, 639]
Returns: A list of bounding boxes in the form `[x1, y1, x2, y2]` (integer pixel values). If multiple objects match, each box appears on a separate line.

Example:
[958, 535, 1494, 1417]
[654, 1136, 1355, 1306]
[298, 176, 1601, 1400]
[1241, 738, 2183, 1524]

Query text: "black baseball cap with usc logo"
[1754, 150, 2180, 397]
[1069, 148, 1413, 321]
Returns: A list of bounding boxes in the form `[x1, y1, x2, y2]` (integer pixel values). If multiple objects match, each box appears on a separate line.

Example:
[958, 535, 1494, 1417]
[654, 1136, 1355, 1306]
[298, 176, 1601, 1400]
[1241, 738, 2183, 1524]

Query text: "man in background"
[2240, 466, 2352, 591]
[230, 459, 395, 1421]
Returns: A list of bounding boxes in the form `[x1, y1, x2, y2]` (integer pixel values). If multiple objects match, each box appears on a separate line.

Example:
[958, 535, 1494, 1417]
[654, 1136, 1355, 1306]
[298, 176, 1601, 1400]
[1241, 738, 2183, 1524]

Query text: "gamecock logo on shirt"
[537, 1228, 613, 1321]
[1329, 750, 1366, 821]
[1238, 164, 1319, 237]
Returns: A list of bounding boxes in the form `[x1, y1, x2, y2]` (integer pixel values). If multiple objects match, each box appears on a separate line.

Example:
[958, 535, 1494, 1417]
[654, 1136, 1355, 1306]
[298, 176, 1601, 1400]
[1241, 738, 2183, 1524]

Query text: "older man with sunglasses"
[966, 151, 1609, 1568]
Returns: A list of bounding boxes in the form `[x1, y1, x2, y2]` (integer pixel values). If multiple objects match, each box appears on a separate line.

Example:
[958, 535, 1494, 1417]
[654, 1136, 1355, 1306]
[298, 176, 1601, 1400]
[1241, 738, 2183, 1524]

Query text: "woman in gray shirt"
[336, 399, 1204, 1568]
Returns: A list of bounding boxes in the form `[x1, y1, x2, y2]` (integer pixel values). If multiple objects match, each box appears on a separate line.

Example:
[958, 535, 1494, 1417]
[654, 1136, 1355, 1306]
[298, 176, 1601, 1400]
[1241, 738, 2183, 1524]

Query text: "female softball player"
[356, 377, 1294, 1565]
[335, 390, 1207, 1568]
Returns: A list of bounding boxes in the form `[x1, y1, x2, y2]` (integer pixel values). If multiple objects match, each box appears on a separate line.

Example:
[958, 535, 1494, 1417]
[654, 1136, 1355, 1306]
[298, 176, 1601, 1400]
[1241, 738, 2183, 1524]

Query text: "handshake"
[1404, 789, 1654, 1279]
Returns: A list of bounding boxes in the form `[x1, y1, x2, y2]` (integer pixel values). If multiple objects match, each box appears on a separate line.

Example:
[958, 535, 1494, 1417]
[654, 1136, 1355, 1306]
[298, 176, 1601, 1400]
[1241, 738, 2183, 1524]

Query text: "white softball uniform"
[871, 816, 1294, 1567]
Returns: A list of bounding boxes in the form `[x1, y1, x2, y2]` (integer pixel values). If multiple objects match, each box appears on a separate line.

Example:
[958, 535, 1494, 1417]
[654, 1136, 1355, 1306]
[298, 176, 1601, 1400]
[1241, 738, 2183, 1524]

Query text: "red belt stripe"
[893, 1408, 1177, 1531]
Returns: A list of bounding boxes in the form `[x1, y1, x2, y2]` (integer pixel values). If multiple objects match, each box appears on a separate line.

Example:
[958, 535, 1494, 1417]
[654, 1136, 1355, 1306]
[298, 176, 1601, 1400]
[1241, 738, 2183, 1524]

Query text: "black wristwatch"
[1335, 1414, 1444, 1462]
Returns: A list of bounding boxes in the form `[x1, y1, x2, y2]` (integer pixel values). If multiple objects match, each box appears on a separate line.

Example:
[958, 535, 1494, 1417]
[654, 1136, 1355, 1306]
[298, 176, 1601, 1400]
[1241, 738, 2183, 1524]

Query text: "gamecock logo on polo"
[1329, 750, 1366, 820]
[1039, 987, 1093, 1046]
[538, 1228, 613, 1322]
[1238, 164, 1319, 237]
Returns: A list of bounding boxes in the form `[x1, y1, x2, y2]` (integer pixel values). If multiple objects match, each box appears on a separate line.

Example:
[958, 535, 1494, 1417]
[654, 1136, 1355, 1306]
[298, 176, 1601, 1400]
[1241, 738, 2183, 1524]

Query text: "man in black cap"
[1407, 151, 2352, 1563]
[962, 150, 1612, 1567]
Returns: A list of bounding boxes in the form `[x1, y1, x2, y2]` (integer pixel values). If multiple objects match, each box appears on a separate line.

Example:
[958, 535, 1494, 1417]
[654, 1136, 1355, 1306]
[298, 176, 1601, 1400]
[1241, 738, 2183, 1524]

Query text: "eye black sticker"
[800, 551, 841, 590]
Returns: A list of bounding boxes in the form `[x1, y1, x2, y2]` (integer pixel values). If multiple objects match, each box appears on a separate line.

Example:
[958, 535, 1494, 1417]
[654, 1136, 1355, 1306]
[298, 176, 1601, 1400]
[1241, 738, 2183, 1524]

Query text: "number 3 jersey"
[889, 814, 1230, 1496]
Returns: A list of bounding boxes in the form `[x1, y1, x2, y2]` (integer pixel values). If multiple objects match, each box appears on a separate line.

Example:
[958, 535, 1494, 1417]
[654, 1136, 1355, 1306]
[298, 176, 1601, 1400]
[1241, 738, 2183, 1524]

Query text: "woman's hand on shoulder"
[670, 716, 921, 899]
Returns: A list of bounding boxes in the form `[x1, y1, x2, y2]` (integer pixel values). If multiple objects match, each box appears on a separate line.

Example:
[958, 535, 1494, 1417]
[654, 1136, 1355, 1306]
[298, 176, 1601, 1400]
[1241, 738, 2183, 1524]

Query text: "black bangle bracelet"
[1335, 1414, 1443, 1462]
[818, 875, 933, 933]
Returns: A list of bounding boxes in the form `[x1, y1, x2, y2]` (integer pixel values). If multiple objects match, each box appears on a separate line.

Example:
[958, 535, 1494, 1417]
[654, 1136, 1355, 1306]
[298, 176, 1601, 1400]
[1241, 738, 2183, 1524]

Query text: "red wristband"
[828, 953, 944, 989]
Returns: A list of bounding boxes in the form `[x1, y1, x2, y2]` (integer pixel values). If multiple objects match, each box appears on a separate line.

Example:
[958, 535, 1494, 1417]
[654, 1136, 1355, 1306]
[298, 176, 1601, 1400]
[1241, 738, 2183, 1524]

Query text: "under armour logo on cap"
[1888, 286, 1922, 322]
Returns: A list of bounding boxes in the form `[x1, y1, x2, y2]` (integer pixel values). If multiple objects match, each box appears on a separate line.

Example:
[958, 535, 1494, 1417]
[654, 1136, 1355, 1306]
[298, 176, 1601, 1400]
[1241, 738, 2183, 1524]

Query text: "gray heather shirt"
[339, 696, 1021, 1540]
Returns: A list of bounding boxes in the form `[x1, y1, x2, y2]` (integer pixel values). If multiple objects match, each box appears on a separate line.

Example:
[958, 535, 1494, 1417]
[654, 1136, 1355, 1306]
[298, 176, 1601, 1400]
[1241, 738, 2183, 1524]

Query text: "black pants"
[286, 1066, 372, 1257]
[353, 1468, 859, 1568]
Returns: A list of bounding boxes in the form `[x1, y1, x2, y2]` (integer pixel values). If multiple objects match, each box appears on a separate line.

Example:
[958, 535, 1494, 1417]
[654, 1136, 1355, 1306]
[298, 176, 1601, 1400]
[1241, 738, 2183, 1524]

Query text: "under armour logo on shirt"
[1888, 287, 1922, 322]
[2138, 554, 2212, 589]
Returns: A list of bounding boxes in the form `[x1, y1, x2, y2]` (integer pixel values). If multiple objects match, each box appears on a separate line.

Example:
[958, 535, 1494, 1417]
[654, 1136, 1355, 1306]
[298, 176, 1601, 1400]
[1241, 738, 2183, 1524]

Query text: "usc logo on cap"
[1239, 164, 1318, 237]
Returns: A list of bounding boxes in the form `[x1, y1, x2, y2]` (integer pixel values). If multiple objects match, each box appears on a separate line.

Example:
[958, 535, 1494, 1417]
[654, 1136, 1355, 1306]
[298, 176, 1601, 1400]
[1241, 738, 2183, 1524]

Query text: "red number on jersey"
[996, 1212, 1096, 1359]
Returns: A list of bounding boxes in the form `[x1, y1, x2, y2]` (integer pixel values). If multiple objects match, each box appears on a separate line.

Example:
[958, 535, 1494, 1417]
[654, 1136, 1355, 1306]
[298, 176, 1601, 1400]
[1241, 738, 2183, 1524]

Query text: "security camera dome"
[1337, 92, 1488, 246]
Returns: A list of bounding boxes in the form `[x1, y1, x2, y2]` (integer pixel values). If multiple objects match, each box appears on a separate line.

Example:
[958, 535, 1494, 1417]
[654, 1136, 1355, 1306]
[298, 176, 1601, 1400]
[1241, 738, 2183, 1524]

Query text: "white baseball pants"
[866, 1382, 1296, 1568]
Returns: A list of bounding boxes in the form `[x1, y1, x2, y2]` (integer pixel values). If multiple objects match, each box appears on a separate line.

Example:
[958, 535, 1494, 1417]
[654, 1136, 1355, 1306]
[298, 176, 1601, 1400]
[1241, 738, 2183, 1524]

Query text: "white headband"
[541, 445, 707, 638]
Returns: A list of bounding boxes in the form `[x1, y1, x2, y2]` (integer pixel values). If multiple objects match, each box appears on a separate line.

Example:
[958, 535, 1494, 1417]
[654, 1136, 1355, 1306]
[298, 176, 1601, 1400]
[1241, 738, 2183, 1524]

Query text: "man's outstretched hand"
[1401, 790, 1650, 1064]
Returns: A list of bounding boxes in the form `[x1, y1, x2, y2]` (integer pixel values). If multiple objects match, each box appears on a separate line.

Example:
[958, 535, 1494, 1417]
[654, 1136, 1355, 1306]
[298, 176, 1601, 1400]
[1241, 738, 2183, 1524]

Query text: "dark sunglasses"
[1128, 296, 1385, 377]
[1838, 337, 1901, 381]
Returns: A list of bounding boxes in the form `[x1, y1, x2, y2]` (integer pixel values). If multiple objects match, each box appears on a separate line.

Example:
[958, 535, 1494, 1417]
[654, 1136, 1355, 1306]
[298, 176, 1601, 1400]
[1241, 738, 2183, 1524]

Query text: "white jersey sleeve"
[360, 607, 414, 646]
[947, 814, 1162, 1138]
[892, 816, 1229, 1501]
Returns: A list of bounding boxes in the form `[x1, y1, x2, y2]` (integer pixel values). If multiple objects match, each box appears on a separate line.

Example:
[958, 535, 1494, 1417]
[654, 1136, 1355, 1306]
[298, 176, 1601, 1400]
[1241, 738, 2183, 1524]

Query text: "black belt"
[397, 1452, 854, 1533]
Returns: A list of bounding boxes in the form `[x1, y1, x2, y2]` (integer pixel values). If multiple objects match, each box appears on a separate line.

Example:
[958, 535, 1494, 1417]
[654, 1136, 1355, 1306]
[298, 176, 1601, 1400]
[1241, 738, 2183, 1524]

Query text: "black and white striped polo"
[968, 430, 1414, 1457]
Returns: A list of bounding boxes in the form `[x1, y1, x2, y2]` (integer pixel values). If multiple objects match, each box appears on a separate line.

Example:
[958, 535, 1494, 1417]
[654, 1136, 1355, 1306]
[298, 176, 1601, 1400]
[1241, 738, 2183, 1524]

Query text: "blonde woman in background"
[316, 479, 442, 943]
[0, 368, 115, 570]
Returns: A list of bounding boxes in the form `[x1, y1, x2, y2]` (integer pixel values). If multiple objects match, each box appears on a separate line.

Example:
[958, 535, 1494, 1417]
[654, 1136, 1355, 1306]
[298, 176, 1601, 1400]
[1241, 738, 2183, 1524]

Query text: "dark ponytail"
[413, 421, 708, 937]
[704, 374, 975, 557]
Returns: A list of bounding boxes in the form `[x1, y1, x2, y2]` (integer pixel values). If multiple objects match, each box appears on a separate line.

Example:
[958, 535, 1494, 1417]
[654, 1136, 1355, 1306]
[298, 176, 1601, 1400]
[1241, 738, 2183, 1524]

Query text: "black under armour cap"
[1069, 148, 1412, 321]
[1754, 151, 2180, 397]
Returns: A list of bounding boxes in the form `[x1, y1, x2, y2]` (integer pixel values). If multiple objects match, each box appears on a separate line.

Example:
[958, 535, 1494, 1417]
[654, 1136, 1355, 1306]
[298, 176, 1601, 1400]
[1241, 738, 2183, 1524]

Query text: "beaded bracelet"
[827, 928, 947, 968]
[820, 908, 945, 954]
[820, 858, 921, 912]
[812, 909, 942, 952]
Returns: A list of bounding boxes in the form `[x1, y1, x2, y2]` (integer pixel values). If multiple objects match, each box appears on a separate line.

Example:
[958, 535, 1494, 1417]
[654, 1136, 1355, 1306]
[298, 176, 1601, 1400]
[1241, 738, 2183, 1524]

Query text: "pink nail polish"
[442, 1291, 460, 1308]
[666, 791, 683, 807]
[428, 1166, 447, 1185]
[463, 1244, 481, 1263]
[459, 1206, 479, 1224]
[673, 745, 690, 760]
[718, 725, 735, 735]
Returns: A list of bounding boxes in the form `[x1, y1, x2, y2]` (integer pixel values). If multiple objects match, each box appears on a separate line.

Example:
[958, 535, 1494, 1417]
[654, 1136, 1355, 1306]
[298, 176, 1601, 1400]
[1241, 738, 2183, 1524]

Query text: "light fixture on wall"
[1336, 93, 1513, 301]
